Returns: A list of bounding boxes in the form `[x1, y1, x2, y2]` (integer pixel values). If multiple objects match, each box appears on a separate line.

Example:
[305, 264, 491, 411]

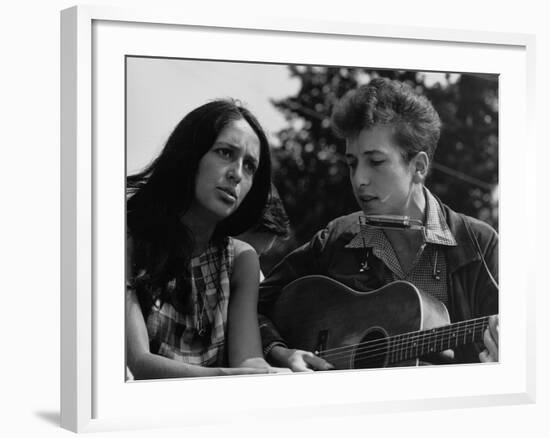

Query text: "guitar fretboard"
[387, 316, 490, 363]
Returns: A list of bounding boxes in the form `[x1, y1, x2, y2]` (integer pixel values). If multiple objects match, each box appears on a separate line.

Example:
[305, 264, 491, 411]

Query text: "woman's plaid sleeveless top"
[145, 237, 235, 366]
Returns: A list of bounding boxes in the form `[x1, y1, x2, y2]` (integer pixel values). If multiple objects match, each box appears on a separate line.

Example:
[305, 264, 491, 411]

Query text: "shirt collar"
[423, 188, 457, 246]
[344, 187, 457, 249]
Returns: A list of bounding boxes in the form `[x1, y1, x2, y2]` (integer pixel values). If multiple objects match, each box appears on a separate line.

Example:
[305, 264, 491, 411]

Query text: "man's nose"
[352, 166, 370, 187]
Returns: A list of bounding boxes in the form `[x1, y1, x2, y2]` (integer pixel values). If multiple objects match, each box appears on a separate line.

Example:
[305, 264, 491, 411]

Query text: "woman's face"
[345, 124, 417, 217]
[191, 118, 261, 223]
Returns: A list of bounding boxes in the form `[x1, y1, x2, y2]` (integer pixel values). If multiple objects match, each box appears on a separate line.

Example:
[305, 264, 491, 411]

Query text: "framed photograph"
[61, 5, 536, 433]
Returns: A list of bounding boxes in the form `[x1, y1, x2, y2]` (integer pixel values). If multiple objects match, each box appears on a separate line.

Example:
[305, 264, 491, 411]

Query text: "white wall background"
[1, 0, 547, 437]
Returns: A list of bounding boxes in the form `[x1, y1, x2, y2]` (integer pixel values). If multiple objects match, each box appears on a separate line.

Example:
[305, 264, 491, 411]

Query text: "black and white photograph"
[2, 0, 542, 436]
[125, 57, 499, 380]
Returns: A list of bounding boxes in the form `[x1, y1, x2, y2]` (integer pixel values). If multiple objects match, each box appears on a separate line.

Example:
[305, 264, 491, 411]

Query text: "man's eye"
[370, 160, 385, 166]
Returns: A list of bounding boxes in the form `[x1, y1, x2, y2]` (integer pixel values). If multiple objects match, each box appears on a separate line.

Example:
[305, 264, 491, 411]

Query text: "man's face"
[345, 125, 416, 217]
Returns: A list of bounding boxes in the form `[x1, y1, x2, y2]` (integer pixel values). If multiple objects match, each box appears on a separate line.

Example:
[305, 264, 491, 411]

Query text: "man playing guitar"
[258, 78, 498, 371]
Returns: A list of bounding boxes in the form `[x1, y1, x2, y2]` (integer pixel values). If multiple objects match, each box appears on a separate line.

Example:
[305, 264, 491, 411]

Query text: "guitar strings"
[340, 324, 487, 365]
[317, 316, 490, 357]
[320, 324, 489, 364]
[320, 323, 489, 365]
[319, 320, 489, 362]
[321, 328, 487, 365]
[318, 318, 489, 364]
[321, 323, 489, 365]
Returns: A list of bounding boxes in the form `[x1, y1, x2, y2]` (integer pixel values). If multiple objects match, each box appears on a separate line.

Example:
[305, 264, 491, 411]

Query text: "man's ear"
[412, 151, 429, 184]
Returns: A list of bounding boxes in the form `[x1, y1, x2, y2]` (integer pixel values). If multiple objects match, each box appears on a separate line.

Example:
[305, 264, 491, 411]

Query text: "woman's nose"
[227, 161, 243, 182]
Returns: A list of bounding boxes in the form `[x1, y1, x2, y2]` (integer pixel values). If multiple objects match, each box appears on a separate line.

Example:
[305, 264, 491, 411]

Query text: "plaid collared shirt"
[145, 238, 234, 366]
[346, 189, 457, 306]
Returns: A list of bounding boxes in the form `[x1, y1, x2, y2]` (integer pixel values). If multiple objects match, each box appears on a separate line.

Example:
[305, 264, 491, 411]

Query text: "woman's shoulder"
[231, 237, 257, 259]
[229, 238, 259, 271]
[228, 238, 260, 285]
[207, 237, 256, 279]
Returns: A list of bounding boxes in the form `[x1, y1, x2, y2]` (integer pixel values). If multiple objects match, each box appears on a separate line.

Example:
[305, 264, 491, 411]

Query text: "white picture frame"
[60, 5, 536, 433]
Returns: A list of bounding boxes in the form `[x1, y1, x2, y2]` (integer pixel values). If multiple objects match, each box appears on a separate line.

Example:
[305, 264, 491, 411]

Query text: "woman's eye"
[217, 148, 232, 159]
[370, 159, 385, 166]
[244, 161, 257, 175]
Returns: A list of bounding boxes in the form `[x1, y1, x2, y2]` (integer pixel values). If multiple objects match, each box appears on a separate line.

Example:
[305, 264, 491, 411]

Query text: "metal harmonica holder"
[359, 214, 425, 232]
[357, 215, 426, 273]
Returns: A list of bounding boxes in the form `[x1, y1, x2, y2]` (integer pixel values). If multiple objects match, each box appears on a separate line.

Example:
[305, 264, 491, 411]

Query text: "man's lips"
[358, 195, 377, 202]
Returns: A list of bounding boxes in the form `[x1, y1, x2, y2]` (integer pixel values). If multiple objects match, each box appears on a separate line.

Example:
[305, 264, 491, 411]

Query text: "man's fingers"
[283, 349, 335, 372]
[291, 363, 314, 372]
[483, 328, 498, 361]
[440, 349, 455, 361]
[488, 315, 499, 346]
[304, 353, 334, 371]
[479, 349, 490, 363]
[286, 352, 314, 372]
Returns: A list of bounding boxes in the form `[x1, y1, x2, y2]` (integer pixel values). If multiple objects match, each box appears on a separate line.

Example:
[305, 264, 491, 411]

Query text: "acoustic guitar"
[270, 275, 493, 369]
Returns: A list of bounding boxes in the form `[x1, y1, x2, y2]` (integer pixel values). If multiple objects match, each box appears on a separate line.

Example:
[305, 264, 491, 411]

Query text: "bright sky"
[126, 58, 300, 173]
[126, 57, 457, 174]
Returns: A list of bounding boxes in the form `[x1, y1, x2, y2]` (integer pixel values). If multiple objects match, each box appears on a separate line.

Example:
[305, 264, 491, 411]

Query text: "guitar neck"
[387, 316, 491, 364]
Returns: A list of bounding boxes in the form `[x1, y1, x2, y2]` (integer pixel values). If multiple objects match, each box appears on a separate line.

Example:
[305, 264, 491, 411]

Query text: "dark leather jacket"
[258, 199, 498, 364]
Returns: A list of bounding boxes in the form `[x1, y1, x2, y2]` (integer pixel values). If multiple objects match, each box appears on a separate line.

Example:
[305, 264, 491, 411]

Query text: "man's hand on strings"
[479, 315, 499, 362]
[269, 346, 334, 372]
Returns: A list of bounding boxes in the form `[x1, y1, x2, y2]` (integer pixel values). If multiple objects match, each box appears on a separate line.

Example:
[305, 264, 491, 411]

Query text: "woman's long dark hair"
[127, 99, 271, 316]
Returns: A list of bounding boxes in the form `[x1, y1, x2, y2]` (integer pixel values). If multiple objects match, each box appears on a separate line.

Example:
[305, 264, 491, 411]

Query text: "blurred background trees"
[263, 66, 498, 273]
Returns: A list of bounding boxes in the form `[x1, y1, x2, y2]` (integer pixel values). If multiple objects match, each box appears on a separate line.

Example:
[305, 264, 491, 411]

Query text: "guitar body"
[271, 275, 451, 369]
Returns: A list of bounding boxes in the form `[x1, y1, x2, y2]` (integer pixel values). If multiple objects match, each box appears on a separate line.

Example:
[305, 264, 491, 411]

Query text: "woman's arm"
[126, 288, 270, 379]
[125, 236, 269, 379]
[227, 239, 289, 372]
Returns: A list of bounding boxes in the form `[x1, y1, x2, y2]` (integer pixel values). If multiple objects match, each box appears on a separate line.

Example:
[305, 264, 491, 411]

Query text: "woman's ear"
[412, 152, 429, 184]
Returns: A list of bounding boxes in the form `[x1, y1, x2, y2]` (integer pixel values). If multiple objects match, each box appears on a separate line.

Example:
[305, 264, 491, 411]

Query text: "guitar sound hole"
[352, 329, 388, 369]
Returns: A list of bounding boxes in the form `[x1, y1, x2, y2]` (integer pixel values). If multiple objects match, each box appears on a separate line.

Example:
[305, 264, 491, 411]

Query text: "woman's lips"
[217, 187, 237, 203]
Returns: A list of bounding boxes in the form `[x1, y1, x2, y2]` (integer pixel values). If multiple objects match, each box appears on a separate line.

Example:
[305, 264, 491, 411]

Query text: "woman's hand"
[269, 346, 334, 372]
[479, 315, 499, 362]
[218, 358, 292, 375]
[218, 366, 289, 376]
[234, 357, 292, 374]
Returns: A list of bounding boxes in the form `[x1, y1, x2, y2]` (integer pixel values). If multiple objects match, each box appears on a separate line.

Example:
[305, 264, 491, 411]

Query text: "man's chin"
[360, 205, 384, 216]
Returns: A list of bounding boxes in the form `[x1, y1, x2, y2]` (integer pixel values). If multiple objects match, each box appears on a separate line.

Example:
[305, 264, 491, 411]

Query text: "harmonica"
[359, 214, 424, 231]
